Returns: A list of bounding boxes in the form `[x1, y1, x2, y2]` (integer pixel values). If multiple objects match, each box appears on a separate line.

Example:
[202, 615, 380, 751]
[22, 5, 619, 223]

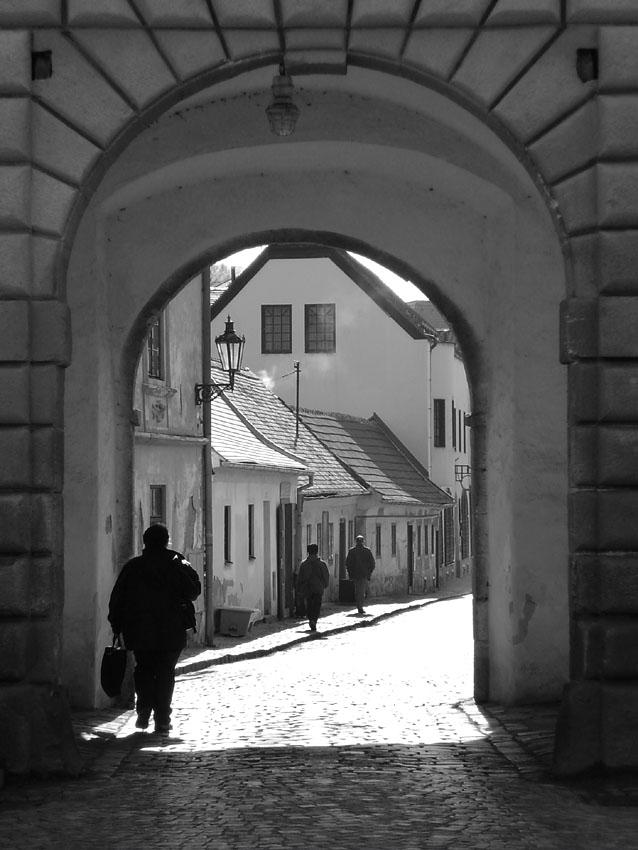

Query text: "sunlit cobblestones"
[2, 596, 638, 849]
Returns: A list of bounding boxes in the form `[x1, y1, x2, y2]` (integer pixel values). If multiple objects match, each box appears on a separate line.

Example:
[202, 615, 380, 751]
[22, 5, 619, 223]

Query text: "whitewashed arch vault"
[1, 2, 637, 778]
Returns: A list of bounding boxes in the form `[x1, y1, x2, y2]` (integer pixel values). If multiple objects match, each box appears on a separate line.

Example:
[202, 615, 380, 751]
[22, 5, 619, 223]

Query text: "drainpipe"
[295, 473, 315, 567]
[428, 337, 438, 475]
[202, 267, 215, 645]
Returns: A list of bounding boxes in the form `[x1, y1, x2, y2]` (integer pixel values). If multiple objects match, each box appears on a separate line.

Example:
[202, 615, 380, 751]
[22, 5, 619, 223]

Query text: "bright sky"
[222, 247, 427, 303]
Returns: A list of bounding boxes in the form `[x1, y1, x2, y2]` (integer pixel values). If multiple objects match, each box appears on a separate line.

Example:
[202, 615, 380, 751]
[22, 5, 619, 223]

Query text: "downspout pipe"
[295, 473, 315, 569]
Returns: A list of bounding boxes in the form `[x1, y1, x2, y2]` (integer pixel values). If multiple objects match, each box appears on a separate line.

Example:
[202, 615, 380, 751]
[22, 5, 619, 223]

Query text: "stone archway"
[62, 64, 568, 719]
[4, 6, 636, 777]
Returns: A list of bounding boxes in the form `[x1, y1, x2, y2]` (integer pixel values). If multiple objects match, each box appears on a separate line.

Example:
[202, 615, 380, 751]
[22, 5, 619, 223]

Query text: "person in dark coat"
[296, 543, 330, 632]
[108, 523, 201, 733]
[345, 534, 375, 615]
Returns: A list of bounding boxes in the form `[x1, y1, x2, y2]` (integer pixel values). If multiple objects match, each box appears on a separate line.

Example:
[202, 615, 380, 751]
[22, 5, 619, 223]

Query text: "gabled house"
[299, 409, 453, 596]
[214, 363, 453, 605]
[213, 363, 367, 609]
[210, 246, 439, 471]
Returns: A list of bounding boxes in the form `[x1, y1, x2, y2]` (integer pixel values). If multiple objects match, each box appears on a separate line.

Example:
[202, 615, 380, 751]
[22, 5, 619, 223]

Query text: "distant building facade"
[211, 246, 472, 581]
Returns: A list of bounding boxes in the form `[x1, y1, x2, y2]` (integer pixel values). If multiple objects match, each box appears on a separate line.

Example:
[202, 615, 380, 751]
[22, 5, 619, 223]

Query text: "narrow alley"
[2, 596, 638, 849]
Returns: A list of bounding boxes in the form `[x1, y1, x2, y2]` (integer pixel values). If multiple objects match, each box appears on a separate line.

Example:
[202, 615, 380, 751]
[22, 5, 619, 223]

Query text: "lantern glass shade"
[215, 316, 245, 387]
[266, 72, 299, 137]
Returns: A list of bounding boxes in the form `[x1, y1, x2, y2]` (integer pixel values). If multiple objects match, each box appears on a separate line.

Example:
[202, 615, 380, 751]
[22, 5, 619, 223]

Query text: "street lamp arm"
[195, 382, 233, 405]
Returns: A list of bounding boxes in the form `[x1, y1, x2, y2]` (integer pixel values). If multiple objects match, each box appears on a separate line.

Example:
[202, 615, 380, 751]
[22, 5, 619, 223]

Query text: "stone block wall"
[0, 24, 79, 777]
[2, 1, 638, 778]
[553, 18, 638, 774]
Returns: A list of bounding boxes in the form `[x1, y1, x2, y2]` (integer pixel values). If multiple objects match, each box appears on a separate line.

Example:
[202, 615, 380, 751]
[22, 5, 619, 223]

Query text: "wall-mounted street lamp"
[454, 464, 472, 491]
[266, 63, 299, 137]
[195, 316, 245, 405]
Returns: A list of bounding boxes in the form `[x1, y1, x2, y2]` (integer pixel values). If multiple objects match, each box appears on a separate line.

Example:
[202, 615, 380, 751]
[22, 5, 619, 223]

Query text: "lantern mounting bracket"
[195, 381, 232, 405]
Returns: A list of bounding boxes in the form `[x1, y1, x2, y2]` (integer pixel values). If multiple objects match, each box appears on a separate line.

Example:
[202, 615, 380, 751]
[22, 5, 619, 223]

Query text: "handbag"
[100, 634, 128, 697]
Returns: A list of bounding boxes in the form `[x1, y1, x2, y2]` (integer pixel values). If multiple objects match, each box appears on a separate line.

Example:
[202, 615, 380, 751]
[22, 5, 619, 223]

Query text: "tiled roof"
[212, 364, 367, 499]
[210, 391, 306, 471]
[408, 300, 457, 345]
[299, 409, 453, 507]
[407, 300, 449, 331]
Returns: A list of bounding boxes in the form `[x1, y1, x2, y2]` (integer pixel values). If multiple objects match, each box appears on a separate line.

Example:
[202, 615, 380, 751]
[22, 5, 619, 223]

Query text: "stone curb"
[177, 592, 468, 676]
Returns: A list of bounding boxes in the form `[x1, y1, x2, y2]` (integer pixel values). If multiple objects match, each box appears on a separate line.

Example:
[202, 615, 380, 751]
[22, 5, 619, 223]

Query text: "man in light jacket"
[296, 543, 330, 632]
[345, 534, 375, 615]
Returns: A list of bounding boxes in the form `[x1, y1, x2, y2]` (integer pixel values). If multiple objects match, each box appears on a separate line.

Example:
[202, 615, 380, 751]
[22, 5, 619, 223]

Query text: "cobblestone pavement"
[3, 591, 638, 849]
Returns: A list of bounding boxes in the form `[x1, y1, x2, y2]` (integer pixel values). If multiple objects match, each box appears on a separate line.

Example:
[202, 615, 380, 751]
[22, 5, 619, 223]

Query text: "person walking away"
[292, 558, 306, 620]
[345, 534, 375, 614]
[108, 523, 201, 733]
[296, 543, 330, 632]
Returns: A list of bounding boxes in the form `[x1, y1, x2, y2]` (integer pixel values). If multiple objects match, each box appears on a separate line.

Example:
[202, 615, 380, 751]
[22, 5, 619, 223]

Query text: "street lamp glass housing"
[266, 67, 299, 137]
[215, 316, 245, 390]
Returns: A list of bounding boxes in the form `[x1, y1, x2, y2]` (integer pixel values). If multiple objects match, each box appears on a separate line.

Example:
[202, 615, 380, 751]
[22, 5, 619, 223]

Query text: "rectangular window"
[147, 317, 164, 379]
[328, 523, 334, 559]
[316, 523, 322, 554]
[306, 524, 312, 548]
[248, 504, 255, 559]
[463, 414, 467, 453]
[424, 524, 429, 555]
[458, 410, 463, 452]
[149, 485, 166, 525]
[391, 523, 397, 556]
[375, 523, 382, 558]
[452, 401, 457, 449]
[433, 399, 446, 447]
[261, 305, 292, 353]
[224, 505, 232, 563]
[443, 506, 454, 565]
[305, 303, 336, 353]
[348, 520, 354, 549]
[417, 524, 422, 556]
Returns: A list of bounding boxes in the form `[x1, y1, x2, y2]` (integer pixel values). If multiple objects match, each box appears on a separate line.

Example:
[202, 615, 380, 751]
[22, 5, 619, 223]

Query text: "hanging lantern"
[266, 64, 300, 137]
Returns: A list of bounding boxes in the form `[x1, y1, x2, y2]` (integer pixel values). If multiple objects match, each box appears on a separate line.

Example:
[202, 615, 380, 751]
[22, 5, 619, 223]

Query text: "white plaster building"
[219, 364, 452, 606]
[211, 247, 471, 577]
[208, 374, 306, 619]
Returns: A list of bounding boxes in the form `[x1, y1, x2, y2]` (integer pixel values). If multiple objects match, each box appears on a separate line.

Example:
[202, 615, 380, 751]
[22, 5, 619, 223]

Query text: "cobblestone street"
[3, 594, 638, 849]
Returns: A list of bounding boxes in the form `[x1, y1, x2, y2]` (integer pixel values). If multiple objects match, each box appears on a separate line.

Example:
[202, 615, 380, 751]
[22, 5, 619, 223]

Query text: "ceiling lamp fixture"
[266, 63, 299, 137]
